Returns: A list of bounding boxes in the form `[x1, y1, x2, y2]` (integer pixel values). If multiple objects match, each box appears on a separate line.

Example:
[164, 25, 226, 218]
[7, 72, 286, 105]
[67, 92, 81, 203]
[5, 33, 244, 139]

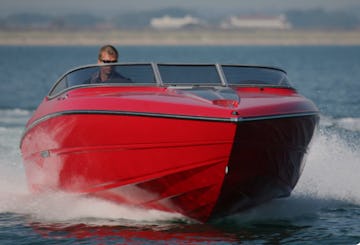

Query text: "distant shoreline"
[1, 29, 360, 46]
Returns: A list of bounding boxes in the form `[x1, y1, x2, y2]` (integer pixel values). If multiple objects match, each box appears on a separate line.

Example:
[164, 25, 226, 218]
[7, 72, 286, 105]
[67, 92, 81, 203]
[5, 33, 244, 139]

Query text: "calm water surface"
[0, 46, 359, 244]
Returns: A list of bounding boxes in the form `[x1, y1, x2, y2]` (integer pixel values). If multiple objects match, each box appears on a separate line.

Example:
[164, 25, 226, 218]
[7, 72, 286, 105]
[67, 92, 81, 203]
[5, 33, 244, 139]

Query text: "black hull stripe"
[20, 109, 319, 146]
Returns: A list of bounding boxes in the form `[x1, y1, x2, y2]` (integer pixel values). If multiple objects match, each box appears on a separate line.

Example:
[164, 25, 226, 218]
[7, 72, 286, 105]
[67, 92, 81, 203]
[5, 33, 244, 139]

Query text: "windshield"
[158, 64, 223, 86]
[48, 63, 292, 97]
[222, 65, 291, 86]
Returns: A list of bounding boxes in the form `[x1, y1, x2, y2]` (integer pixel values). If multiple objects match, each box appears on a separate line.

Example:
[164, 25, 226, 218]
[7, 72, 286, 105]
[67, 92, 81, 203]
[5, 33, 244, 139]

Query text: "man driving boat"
[90, 45, 130, 83]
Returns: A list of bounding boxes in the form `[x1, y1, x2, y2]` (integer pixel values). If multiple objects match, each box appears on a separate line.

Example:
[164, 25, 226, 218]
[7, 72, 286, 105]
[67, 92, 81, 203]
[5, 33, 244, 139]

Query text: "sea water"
[0, 46, 359, 244]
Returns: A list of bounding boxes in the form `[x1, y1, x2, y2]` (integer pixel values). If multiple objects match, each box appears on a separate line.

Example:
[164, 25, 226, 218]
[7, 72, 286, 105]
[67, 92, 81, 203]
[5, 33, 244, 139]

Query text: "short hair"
[98, 45, 118, 60]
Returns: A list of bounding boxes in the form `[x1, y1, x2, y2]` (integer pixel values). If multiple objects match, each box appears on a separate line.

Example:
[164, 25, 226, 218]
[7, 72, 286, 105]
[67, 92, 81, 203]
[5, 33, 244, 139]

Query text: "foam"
[294, 130, 360, 204]
[320, 115, 360, 132]
[336, 117, 360, 132]
[0, 108, 32, 127]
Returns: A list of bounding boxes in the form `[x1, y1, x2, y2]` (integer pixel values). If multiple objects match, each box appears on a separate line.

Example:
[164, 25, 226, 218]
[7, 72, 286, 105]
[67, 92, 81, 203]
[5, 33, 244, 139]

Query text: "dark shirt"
[89, 70, 131, 84]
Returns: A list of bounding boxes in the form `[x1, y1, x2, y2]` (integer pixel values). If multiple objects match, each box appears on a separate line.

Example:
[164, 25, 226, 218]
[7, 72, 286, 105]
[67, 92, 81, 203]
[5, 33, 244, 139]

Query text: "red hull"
[20, 64, 319, 222]
[22, 113, 236, 221]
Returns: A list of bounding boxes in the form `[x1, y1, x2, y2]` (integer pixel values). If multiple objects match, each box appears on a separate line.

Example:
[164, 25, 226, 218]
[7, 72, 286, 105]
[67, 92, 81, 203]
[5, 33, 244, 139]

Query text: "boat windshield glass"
[222, 65, 291, 87]
[49, 64, 155, 96]
[49, 63, 293, 97]
[159, 64, 222, 86]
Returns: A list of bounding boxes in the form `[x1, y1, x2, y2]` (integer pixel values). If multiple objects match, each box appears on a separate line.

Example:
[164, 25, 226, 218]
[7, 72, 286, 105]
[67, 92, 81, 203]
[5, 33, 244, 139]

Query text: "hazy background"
[1, 0, 360, 16]
[1, 0, 360, 45]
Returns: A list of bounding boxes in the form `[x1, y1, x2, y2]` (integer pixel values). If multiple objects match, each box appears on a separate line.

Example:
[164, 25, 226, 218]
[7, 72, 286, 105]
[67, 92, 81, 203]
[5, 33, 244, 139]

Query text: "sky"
[0, 0, 359, 17]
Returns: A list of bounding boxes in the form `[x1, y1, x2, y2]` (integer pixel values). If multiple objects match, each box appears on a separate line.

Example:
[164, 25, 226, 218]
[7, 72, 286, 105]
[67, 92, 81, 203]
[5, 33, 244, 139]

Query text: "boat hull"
[21, 110, 318, 222]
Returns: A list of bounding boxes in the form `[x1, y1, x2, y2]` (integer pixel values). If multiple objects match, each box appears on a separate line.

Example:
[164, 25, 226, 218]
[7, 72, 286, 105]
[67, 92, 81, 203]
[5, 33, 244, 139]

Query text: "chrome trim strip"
[29, 110, 237, 126]
[19, 110, 237, 146]
[24, 109, 319, 133]
[20, 109, 319, 147]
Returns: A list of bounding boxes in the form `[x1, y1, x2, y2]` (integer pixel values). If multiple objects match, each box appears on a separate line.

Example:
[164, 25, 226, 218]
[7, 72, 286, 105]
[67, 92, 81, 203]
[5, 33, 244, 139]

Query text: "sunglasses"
[101, 59, 118, 63]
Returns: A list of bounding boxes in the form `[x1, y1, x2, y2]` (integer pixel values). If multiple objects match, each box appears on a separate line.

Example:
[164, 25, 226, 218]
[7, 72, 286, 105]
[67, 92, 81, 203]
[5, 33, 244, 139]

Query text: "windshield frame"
[47, 63, 293, 99]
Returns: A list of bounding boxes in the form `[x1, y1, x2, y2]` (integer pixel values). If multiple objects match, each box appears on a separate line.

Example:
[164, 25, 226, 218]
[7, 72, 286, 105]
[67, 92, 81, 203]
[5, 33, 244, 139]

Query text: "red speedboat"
[20, 63, 319, 222]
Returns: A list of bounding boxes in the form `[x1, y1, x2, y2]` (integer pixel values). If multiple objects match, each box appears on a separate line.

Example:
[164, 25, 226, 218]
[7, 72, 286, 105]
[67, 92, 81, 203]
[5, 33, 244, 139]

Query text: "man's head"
[98, 45, 118, 64]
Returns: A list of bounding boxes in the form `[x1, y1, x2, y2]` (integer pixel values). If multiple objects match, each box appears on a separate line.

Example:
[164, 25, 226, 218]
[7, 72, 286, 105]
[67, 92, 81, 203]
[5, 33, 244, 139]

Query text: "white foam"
[294, 131, 360, 204]
[0, 159, 182, 224]
[0, 109, 32, 126]
[0, 191, 182, 225]
[336, 117, 360, 132]
[320, 115, 360, 132]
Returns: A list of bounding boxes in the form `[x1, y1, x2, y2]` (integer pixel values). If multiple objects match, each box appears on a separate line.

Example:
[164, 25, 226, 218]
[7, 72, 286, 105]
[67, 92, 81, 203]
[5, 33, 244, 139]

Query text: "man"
[90, 45, 130, 83]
